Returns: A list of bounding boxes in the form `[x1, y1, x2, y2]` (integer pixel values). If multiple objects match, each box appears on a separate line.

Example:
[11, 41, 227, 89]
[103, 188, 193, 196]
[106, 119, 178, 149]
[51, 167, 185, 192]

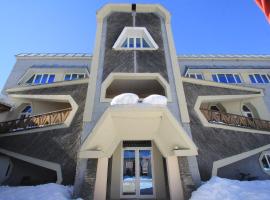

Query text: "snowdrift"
[190, 176, 270, 200]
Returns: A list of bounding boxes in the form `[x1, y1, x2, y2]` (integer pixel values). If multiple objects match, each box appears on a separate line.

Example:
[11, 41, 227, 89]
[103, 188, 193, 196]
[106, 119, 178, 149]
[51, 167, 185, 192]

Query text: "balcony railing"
[0, 108, 72, 134]
[200, 109, 270, 132]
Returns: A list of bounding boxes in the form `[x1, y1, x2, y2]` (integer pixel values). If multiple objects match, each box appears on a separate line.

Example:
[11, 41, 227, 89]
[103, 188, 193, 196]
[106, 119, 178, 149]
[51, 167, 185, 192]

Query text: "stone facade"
[183, 82, 270, 181]
[0, 83, 88, 185]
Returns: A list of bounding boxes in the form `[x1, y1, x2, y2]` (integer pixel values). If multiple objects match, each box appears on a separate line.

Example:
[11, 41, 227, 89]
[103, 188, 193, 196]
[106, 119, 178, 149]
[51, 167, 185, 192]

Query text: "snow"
[142, 95, 167, 105]
[111, 93, 139, 105]
[190, 176, 270, 200]
[0, 183, 78, 200]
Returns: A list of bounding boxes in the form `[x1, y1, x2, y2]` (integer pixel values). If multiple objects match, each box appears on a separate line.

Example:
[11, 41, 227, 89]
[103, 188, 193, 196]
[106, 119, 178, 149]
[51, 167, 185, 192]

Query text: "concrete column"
[166, 156, 184, 200]
[93, 157, 109, 200]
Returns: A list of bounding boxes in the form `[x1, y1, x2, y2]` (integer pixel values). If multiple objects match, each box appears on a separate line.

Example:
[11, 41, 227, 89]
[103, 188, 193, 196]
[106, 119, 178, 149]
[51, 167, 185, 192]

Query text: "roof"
[178, 54, 270, 60]
[16, 53, 92, 58]
[0, 95, 13, 112]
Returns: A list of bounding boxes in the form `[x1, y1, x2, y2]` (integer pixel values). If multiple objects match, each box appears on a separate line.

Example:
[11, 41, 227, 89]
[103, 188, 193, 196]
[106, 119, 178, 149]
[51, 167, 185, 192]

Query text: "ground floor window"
[121, 147, 155, 198]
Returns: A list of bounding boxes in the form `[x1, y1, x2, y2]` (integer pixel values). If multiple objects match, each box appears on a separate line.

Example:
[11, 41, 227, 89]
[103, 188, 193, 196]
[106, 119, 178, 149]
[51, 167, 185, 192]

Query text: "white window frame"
[212, 73, 242, 84]
[120, 146, 156, 199]
[186, 73, 204, 80]
[259, 151, 270, 175]
[113, 27, 158, 50]
[248, 73, 270, 84]
[26, 73, 55, 85]
[64, 73, 86, 81]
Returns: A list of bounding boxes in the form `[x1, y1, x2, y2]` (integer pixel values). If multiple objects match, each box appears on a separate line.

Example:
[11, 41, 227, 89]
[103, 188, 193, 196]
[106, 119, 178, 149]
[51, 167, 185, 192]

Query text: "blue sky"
[0, 0, 270, 91]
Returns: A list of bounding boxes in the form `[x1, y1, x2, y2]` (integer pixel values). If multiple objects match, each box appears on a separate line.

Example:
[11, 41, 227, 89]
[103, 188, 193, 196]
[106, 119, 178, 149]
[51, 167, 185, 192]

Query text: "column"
[93, 157, 109, 200]
[166, 156, 184, 200]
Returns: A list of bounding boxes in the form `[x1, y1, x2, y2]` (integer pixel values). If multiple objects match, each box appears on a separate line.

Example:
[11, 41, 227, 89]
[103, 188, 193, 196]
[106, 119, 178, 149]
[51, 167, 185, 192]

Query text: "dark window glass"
[190, 74, 196, 78]
[234, 75, 242, 83]
[34, 75, 42, 84]
[217, 74, 227, 83]
[71, 74, 77, 80]
[48, 75, 55, 83]
[226, 74, 236, 83]
[142, 38, 150, 48]
[122, 39, 128, 48]
[41, 74, 48, 84]
[196, 74, 203, 80]
[249, 75, 256, 83]
[262, 156, 269, 168]
[212, 74, 218, 82]
[129, 38, 134, 48]
[26, 75, 35, 84]
[64, 74, 71, 81]
[78, 74, 85, 79]
[242, 105, 250, 112]
[261, 75, 269, 83]
[210, 105, 220, 112]
[136, 38, 141, 48]
[255, 74, 263, 83]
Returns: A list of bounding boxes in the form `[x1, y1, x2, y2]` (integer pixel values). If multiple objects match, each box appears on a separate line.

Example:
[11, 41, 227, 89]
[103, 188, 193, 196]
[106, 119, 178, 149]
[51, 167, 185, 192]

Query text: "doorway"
[121, 147, 155, 199]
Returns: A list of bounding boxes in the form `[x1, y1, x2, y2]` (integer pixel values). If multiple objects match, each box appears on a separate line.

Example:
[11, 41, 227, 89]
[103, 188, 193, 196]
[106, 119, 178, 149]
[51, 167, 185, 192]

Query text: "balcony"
[200, 109, 270, 132]
[0, 108, 72, 134]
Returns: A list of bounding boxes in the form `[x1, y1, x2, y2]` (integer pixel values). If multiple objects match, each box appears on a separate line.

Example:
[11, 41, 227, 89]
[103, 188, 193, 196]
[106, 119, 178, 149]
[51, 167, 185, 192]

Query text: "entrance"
[121, 147, 155, 199]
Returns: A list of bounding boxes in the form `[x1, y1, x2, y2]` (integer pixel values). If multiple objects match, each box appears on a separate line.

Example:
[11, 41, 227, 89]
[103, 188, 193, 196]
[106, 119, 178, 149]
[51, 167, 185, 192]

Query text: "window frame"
[19, 105, 32, 119]
[212, 73, 242, 84]
[26, 73, 55, 85]
[121, 37, 151, 49]
[259, 151, 270, 175]
[248, 73, 270, 84]
[64, 73, 86, 81]
[186, 73, 204, 80]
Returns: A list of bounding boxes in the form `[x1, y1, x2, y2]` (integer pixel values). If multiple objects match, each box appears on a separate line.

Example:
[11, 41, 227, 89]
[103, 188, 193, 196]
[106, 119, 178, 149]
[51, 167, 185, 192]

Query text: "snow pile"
[111, 93, 139, 105]
[143, 95, 167, 105]
[190, 176, 270, 200]
[0, 183, 74, 200]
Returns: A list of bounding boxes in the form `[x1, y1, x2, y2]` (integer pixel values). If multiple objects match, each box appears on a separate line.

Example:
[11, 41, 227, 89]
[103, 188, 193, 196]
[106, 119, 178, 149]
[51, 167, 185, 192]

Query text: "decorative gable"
[113, 27, 159, 50]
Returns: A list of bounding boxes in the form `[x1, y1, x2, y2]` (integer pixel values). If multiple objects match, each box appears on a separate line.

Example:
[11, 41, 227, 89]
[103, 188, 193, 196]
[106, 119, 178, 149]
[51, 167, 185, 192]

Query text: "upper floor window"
[210, 105, 220, 112]
[64, 73, 85, 81]
[113, 27, 158, 50]
[26, 74, 55, 85]
[249, 74, 270, 84]
[242, 105, 253, 118]
[186, 73, 204, 80]
[212, 74, 242, 84]
[19, 105, 32, 119]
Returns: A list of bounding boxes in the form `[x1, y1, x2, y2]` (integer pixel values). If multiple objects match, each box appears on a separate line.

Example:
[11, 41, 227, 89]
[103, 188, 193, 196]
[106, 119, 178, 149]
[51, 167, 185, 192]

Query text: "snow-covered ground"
[0, 183, 75, 200]
[190, 176, 270, 200]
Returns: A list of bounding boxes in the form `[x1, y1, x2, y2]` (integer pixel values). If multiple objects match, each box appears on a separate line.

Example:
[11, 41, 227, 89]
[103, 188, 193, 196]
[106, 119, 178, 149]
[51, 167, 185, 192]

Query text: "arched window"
[242, 105, 253, 118]
[260, 151, 270, 175]
[210, 105, 220, 112]
[19, 105, 32, 119]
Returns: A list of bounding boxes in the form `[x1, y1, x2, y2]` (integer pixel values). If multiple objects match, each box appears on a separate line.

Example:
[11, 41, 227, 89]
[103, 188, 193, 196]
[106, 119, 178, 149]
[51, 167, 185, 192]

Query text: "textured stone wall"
[178, 157, 196, 200]
[183, 82, 270, 181]
[102, 12, 168, 81]
[218, 150, 270, 180]
[0, 83, 88, 185]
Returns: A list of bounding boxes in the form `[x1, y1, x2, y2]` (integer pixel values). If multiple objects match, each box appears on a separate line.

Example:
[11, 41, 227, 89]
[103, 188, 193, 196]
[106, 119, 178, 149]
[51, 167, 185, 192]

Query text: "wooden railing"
[0, 108, 72, 134]
[200, 109, 270, 132]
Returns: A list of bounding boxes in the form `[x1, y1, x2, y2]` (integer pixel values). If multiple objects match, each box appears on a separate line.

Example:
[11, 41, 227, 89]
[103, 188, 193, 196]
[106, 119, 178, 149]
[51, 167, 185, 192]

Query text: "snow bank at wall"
[111, 93, 139, 105]
[190, 177, 270, 200]
[0, 183, 77, 200]
[142, 95, 167, 105]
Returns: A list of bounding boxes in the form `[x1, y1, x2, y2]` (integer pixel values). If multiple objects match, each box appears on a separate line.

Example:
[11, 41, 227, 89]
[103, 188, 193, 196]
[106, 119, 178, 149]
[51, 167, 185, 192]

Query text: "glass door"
[121, 147, 155, 198]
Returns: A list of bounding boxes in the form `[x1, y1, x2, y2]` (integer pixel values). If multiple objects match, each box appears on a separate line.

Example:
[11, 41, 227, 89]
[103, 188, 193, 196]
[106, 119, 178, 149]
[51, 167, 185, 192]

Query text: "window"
[19, 105, 32, 119]
[212, 74, 242, 84]
[210, 105, 220, 112]
[260, 151, 270, 174]
[64, 73, 86, 81]
[26, 74, 55, 85]
[186, 73, 204, 80]
[249, 74, 270, 84]
[242, 105, 253, 118]
[113, 27, 158, 50]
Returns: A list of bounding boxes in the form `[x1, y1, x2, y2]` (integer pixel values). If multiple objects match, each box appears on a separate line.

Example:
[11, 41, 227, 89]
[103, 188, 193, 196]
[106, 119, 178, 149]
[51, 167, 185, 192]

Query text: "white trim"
[212, 144, 270, 176]
[6, 78, 88, 93]
[0, 148, 63, 184]
[94, 157, 109, 200]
